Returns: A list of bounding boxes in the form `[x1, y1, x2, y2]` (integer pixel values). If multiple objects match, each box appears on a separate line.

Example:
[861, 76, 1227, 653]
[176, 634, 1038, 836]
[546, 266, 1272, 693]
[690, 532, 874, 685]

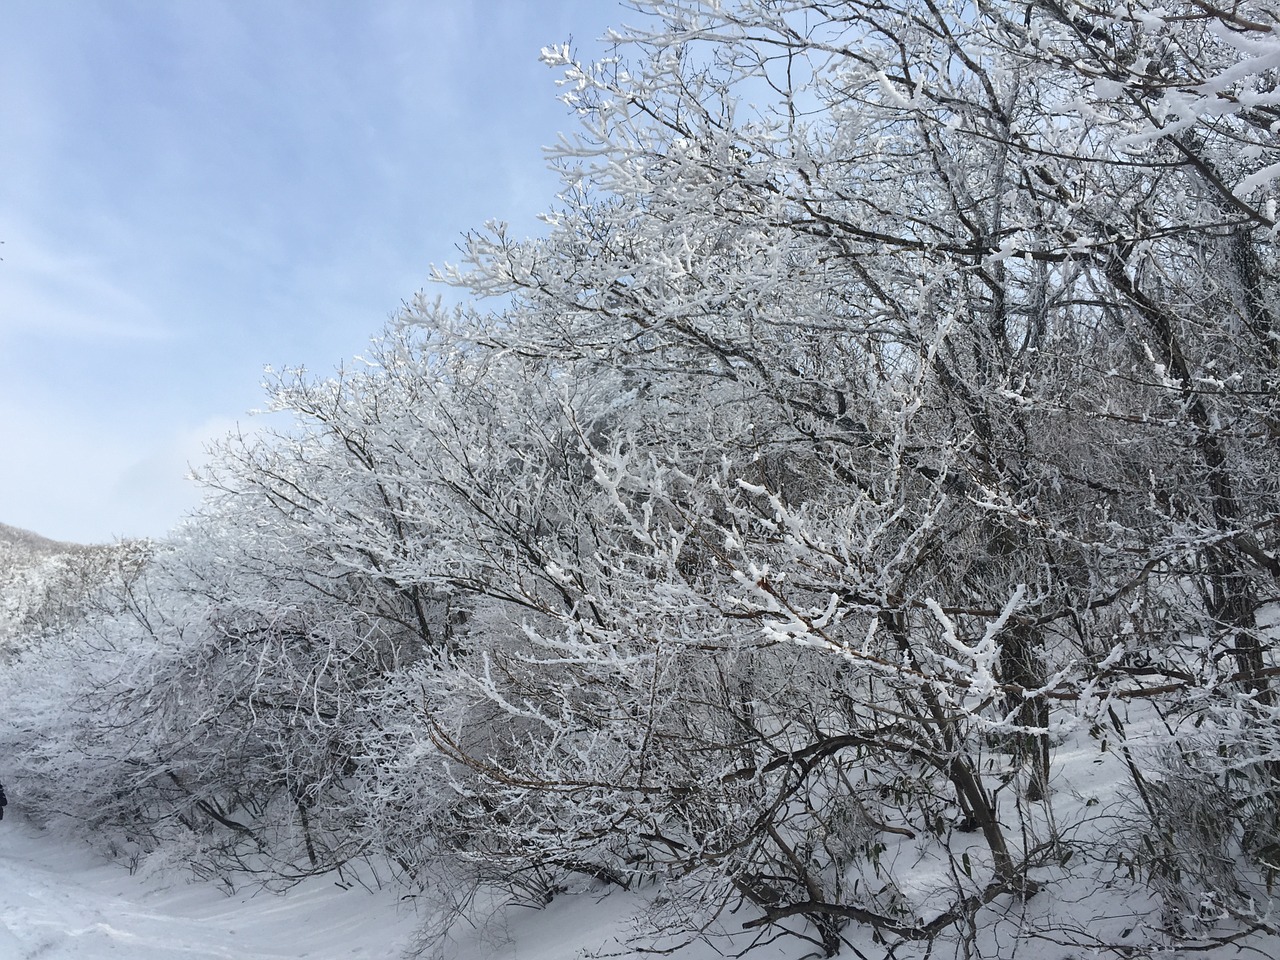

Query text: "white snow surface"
[0, 814, 419, 960]
[0, 813, 803, 960]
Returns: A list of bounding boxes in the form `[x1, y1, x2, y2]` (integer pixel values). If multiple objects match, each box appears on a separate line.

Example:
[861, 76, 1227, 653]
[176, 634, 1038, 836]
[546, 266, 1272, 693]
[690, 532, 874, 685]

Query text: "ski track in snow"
[0, 815, 416, 959]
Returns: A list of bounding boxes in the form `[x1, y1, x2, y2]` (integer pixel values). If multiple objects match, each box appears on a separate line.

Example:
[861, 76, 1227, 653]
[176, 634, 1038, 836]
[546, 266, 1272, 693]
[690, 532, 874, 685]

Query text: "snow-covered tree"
[4, 2, 1280, 957]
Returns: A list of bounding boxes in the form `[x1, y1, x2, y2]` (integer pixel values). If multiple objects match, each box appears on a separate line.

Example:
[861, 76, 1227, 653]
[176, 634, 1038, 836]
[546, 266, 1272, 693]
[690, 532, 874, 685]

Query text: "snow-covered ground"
[0, 812, 800, 960]
[0, 813, 419, 960]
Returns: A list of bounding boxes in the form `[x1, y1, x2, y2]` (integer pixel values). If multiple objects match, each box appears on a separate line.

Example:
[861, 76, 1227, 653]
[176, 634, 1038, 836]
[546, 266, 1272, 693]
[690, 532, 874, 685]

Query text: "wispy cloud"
[0, 220, 171, 342]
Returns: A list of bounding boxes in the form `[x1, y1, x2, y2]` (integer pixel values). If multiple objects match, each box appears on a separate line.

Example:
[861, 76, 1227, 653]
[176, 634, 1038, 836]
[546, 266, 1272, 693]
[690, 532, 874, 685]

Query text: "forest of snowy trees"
[3, 1, 1280, 957]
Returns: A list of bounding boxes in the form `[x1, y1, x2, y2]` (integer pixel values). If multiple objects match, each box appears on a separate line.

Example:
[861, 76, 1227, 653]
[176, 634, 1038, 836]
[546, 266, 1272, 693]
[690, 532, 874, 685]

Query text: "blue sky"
[1, 0, 628, 544]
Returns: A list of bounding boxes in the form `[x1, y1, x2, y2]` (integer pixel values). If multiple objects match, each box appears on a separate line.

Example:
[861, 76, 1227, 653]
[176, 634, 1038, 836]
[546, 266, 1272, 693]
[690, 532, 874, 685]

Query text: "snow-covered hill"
[0, 522, 147, 656]
[0, 522, 81, 560]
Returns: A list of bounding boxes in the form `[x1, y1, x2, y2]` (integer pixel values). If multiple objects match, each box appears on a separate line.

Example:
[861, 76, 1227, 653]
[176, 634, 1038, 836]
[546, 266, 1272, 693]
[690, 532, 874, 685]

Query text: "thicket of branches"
[3, 2, 1280, 957]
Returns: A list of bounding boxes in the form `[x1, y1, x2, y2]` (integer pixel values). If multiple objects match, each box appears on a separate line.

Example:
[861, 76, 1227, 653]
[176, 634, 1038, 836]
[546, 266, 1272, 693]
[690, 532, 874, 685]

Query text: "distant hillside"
[0, 523, 150, 655]
[0, 522, 86, 561]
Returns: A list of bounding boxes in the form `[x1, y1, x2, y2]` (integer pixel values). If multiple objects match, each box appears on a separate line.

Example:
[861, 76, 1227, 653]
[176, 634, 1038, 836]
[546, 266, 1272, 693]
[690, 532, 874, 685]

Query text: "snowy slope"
[0, 811, 814, 960]
[0, 813, 419, 959]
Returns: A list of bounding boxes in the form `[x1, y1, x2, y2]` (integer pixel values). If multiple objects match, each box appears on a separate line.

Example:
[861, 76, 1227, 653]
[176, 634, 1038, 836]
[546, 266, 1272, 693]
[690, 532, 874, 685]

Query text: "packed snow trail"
[0, 814, 417, 959]
[0, 811, 806, 959]
[0, 814, 667, 960]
